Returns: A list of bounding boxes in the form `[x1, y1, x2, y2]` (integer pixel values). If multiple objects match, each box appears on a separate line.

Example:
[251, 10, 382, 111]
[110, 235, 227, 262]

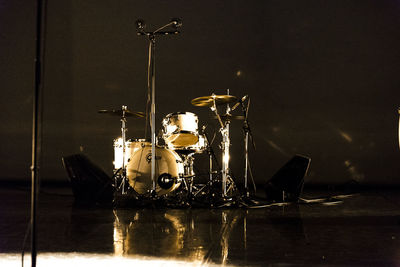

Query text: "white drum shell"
[113, 138, 146, 170]
[162, 112, 199, 147]
[167, 135, 207, 154]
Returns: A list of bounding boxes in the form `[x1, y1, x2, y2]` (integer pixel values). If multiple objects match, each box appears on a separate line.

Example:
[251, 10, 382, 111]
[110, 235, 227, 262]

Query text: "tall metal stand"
[149, 36, 157, 196]
[120, 105, 128, 194]
[241, 98, 255, 197]
[209, 91, 232, 198]
[242, 100, 250, 197]
[136, 19, 181, 197]
[243, 125, 250, 197]
[31, 0, 46, 266]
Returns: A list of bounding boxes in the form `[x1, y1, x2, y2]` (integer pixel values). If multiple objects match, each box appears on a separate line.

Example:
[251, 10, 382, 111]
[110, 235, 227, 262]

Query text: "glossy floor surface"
[1, 185, 400, 266]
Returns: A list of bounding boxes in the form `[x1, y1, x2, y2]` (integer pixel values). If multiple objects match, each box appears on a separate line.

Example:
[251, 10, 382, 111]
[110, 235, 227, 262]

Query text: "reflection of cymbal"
[191, 95, 237, 107]
[212, 114, 245, 121]
[98, 109, 145, 118]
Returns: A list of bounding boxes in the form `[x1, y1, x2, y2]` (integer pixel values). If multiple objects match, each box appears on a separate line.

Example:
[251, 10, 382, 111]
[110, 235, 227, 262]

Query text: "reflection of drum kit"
[100, 93, 253, 202]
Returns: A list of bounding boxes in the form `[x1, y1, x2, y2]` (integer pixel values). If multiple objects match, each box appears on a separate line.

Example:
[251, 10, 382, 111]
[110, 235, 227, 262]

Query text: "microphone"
[240, 95, 248, 103]
[231, 95, 248, 111]
[170, 18, 182, 28]
[135, 19, 146, 31]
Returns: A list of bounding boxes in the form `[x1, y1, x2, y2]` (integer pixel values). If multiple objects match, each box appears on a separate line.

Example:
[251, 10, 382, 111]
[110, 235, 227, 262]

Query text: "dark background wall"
[1, 0, 400, 186]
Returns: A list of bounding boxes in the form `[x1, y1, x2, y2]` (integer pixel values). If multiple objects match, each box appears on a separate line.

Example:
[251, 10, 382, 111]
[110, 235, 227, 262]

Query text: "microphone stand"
[136, 20, 180, 197]
[241, 98, 255, 198]
[31, 0, 46, 266]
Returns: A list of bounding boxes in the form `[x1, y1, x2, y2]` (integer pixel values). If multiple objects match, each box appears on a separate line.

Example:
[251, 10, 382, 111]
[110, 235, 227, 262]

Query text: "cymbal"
[212, 114, 245, 121]
[98, 109, 145, 118]
[191, 95, 237, 107]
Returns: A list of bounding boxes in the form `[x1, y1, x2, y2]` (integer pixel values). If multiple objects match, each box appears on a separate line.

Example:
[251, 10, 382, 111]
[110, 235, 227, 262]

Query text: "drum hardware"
[117, 105, 128, 194]
[239, 96, 256, 198]
[190, 130, 221, 200]
[136, 19, 182, 198]
[99, 105, 144, 195]
[192, 92, 236, 198]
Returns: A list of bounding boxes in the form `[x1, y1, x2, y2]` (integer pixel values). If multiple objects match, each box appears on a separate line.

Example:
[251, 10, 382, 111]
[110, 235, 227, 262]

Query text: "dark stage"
[2, 0, 400, 266]
[1, 184, 400, 266]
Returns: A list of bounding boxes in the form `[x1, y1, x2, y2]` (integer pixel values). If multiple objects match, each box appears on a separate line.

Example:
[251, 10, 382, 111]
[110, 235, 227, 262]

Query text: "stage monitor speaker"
[264, 155, 311, 202]
[62, 154, 113, 204]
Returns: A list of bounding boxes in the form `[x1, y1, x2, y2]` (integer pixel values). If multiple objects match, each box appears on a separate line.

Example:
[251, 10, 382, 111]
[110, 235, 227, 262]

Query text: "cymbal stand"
[210, 92, 232, 198]
[119, 105, 128, 194]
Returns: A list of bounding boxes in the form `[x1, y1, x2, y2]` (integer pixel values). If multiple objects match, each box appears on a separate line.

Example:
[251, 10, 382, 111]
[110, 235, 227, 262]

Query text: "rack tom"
[162, 112, 199, 148]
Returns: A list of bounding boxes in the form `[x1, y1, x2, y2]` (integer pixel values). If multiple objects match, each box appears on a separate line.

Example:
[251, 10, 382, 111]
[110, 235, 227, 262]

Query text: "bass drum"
[127, 144, 184, 195]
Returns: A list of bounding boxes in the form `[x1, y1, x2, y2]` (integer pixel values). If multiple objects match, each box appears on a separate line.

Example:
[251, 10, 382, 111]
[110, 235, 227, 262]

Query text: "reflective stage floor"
[1, 184, 400, 266]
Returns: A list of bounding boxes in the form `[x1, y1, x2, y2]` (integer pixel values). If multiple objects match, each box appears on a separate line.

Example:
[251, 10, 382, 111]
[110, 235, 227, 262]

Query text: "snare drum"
[113, 138, 146, 170]
[127, 144, 184, 195]
[162, 112, 199, 148]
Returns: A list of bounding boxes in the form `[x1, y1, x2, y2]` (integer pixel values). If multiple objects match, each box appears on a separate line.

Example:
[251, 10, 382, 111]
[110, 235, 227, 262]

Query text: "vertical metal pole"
[222, 89, 230, 197]
[121, 105, 127, 194]
[209, 150, 213, 184]
[150, 37, 156, 195]
[244, 131, 249, 197]
[398, 107, 400, 150]
[31, 0, 45, 266]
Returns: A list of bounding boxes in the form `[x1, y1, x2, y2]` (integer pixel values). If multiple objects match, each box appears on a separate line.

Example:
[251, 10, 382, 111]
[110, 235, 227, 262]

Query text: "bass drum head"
[127, 145, 184, 195]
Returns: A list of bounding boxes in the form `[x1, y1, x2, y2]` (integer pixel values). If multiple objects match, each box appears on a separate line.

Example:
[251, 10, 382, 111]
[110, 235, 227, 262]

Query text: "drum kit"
[97, 19, 256, 206]
[99, 92, 255, 206]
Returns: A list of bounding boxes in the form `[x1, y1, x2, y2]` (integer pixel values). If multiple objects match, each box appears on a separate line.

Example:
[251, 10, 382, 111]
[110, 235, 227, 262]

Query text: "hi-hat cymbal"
[191, 95, 237, 107]
[98, 109, 145, 118]
[212, 114, 245, 121]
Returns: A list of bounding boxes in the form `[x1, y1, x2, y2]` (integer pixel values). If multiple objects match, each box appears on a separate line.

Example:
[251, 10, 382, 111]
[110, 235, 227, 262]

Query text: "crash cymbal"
[98, 109, 145, 118]
[212, 114, 245, 121]
[191, 95, 237, 107]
